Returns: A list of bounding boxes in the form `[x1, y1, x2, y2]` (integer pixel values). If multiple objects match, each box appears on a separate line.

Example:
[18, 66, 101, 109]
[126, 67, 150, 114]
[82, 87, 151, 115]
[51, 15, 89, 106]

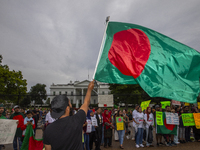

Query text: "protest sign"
[98, 95, 113, 107]
[86, 119, 92, 133]
[156, 111, 163, 125]
[184, 103, 190, 106]
[198, 102, 200, 109]
[182, 113, 195, 126]
[160, 101, 171, 109]
[91, 117, 98, 126]
[0, 119, 18, 144]
[141, 100, 151, 111]
[116, 117, 124, 130]
[171, 100, 181, 106]
[166, 112, 179, 125]
[193, 113, 200, 129]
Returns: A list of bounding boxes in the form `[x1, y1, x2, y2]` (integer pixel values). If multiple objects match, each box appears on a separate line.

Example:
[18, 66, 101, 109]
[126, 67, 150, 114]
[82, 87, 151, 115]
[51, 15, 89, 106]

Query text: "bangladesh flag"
[21, 125, 43, 150]
[94, 22, 200, 103]
[156, 112, 177, 135]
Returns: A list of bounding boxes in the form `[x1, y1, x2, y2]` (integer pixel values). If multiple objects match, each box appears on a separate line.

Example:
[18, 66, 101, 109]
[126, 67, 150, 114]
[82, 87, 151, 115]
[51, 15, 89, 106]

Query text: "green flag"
[21, 125, 43, 150]
[156, 112, 177, 135]
[94, 22, 200, 103]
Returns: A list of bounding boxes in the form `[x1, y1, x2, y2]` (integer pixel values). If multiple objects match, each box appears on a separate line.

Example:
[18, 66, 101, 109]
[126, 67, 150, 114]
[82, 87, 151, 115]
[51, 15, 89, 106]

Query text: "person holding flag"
[43, 80, 94, 150]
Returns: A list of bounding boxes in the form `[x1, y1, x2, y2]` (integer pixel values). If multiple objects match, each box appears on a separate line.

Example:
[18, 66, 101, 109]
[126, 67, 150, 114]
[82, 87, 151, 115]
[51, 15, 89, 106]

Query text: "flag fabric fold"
[94, 21, 200, 103]
[21, 125, 43, 150]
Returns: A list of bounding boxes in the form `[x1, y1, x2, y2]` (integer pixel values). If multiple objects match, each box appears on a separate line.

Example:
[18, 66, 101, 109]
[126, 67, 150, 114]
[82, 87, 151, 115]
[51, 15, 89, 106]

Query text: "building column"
[82, 88, 84, 104]
[74, 89, 77, 107]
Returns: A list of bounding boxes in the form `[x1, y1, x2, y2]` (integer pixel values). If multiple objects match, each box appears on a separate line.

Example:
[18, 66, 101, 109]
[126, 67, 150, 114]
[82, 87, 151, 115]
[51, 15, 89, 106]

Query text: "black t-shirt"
[33, 115, 38, 128]
[43, 110, 86, 150]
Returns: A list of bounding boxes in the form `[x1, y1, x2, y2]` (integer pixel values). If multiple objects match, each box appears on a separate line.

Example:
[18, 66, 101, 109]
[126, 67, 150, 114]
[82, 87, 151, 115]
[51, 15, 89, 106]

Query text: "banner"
[0, 119, 18, 144]
[166, 112, 179, 125]
[171, 100, 181, 106]
[141, 100, 151, 111]
[198, 102, 200, 109]
[116, 117, 124, 130]
[160, 101, 171, 109]
[98, 95, 114, 107]
[184, 103, 190, 106]
[86, 119, 92, 133]
[91, 117, 98, 126]
[182, 113, 195, 126]
[193, 113, 200, 129]
[156, 111, 163, 125]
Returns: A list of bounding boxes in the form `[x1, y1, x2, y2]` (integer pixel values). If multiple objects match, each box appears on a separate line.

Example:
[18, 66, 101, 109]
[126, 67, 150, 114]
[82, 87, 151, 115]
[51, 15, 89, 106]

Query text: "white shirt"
[132, 109, 138, 126]
[45, 111, 56, 123]
[144, 113, 154, 128]
[134, 112, 144, 128]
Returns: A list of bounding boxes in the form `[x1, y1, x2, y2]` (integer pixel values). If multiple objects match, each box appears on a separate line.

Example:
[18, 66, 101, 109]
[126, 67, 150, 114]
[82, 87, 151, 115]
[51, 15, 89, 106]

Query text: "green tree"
[0, 55, 27, 104]
[109, 84, 144, 109]
[20, 95, 31, 107]
[29, 83, 47, 106]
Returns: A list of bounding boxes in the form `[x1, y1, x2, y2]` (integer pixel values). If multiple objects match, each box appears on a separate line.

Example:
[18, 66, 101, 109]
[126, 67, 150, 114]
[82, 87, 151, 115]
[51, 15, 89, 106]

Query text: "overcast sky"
[0, 0, 200, 94]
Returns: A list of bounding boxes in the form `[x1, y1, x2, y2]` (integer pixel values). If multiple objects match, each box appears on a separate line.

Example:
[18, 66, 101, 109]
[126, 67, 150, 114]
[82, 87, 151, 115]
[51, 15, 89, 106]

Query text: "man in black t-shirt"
[43, 80, 94, 150]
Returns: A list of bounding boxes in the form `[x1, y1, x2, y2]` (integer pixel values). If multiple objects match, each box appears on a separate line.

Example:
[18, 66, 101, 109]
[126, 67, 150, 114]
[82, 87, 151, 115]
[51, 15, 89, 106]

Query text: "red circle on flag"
[164, 118, 175, 131]
[118, 118, 122, 122]
[108, 29, 151, 78]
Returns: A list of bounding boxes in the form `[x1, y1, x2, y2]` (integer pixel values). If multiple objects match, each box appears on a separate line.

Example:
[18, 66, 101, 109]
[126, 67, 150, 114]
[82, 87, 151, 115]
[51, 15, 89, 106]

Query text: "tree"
[20, 95, 31, 107]
[0, 55, 27, 104]
[29, 83, 47, 106]
[109, 84, 144, 109]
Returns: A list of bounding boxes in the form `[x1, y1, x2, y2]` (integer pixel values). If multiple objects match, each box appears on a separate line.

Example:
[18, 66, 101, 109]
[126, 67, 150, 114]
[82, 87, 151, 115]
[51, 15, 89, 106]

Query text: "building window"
[53, 91, 55, 96]
[65, 91, 67, 95]
[94, 99, 96, 104]
[59, 91, 61, 95]
[102, 91, 105, 95]
[71, 91, 73, 96]
[79, 100, 82, 105]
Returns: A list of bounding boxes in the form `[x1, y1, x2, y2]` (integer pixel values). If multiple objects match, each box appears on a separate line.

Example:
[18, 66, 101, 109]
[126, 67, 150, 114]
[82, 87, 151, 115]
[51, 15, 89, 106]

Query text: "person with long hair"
[116, 110, 126, 149]
[144, 107, 154, 147]
[103, 109, 114, 148]
[133, 106, 144, 148]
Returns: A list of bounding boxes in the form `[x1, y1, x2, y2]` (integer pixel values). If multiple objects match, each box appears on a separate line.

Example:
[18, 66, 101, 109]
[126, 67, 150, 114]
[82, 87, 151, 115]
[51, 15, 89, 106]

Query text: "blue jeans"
[13, 136, 22, 150]
[84, 133, 90, 150]
[136, 128, 144, 145]
[101, 125, 104, 144]
[117, 130, 125, 145]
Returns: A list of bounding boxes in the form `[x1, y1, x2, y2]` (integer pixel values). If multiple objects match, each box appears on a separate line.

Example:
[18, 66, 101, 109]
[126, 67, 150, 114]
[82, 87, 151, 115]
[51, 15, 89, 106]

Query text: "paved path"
[3, 129, 200, 150]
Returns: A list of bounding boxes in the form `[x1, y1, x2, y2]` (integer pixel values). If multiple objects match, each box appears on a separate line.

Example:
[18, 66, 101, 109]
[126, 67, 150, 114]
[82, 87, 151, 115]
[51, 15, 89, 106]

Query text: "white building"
[50, 80, 111, 106]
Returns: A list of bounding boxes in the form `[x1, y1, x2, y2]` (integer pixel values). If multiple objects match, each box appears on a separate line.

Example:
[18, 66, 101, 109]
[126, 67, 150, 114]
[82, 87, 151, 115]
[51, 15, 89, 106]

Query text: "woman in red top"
[103, 110, 114, 148]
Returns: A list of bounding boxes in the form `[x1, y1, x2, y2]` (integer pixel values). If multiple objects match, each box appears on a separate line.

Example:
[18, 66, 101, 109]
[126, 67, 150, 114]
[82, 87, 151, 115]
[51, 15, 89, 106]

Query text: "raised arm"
[80, 80, 95, 114]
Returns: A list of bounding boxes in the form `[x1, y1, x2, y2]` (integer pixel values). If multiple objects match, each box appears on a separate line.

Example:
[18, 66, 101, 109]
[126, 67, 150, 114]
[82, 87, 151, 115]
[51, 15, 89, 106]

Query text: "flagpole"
[92, 16, 110, 80]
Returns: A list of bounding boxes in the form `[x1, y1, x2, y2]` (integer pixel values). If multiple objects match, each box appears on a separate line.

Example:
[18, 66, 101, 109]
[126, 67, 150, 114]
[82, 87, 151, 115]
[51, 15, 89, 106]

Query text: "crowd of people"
[0, 104, 55, 150]
[1, 98, 200, 149]
[81, 104, 200, 149]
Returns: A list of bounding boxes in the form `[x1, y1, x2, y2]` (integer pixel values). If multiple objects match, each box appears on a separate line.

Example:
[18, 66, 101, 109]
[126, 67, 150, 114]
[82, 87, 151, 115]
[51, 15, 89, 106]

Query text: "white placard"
[91, 117, 98, 127]
[98, 95, 113, 107]
[0, 119, 18, 144]
[86, 119, 92, 133]
[166, 112, 179, 125]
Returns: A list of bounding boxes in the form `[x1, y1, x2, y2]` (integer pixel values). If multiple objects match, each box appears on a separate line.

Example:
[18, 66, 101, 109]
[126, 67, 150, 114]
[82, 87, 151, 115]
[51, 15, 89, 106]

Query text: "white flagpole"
[92, 16, 110, 80]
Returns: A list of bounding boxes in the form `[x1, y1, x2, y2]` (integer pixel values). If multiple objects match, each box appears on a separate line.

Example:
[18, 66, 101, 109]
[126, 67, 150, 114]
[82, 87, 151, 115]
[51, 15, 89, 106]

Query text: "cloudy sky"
[0, 0, 200, 93]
